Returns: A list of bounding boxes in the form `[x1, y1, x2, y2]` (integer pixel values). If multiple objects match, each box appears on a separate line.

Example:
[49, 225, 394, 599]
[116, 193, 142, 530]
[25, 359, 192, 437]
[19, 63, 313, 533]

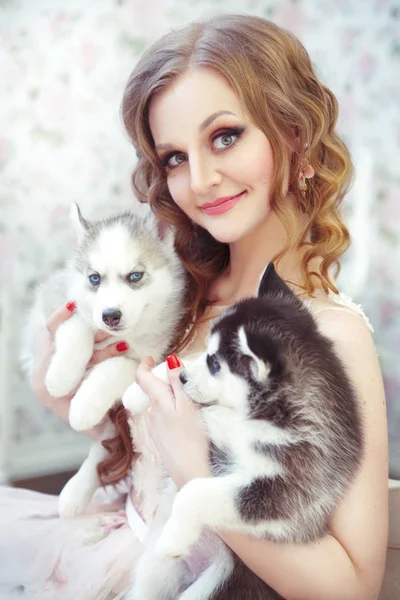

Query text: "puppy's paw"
[45, 359, 80, 398]
[155, 519, 198, 560]
[122, 383, 150, 415]
[59, 474, 95, 518]
[69, 393, 111, 431]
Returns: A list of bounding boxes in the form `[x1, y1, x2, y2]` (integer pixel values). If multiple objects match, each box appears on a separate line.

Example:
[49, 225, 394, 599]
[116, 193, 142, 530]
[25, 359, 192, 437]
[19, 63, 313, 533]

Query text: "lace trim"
[303, 292, 374, 332]
[328, 291, 374, 332]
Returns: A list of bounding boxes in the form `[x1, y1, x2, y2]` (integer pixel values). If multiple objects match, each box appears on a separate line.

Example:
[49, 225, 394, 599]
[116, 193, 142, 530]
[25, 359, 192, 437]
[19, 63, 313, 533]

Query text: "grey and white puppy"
[124, 262, 363, 600]
[21, 204, 186, 517]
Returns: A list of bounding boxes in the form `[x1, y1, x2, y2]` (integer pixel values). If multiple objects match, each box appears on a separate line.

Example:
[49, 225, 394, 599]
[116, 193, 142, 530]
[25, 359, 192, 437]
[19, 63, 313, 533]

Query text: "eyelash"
[160, 126, 245, 170]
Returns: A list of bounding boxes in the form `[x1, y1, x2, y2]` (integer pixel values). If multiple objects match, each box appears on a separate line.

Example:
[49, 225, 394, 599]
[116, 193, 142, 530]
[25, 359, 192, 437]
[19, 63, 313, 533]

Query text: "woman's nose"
[189, 155, 221, 195]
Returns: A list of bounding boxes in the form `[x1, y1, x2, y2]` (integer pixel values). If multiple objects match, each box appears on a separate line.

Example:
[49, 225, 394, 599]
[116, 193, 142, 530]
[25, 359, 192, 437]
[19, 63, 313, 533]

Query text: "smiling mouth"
[200, 191, 246, 216]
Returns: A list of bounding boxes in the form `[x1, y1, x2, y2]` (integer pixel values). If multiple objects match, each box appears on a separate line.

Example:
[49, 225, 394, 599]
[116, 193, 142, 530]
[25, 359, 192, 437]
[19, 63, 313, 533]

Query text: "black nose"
[179, 371, 187, 385]
[102, 308, 122, 328]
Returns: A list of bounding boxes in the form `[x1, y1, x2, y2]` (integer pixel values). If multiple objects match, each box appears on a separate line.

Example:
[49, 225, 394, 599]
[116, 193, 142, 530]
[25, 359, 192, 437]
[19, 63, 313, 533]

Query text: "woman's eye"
[213, 133, 236, 150]
[163, 152, 186, 169]
[212, 127, 244, 151]
[88, 273, 101, 286]
[127, 271, 144, 283]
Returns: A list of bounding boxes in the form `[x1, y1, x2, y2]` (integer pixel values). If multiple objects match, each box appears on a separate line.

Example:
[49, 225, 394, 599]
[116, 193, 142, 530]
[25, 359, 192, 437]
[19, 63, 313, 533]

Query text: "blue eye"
[128, 272, 144, 283]
[163, 152, 186, 169]
[88, 273, 101, 286]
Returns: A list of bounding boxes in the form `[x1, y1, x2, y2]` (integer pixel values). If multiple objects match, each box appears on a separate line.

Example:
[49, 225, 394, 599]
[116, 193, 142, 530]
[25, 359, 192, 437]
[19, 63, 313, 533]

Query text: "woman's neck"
[210, 209, 322, 305]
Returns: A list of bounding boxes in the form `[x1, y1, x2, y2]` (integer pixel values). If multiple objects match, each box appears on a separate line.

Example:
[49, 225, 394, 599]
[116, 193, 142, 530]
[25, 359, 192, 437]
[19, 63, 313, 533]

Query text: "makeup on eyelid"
[160, 125, 246, 170]
[149, 68, 276, 245]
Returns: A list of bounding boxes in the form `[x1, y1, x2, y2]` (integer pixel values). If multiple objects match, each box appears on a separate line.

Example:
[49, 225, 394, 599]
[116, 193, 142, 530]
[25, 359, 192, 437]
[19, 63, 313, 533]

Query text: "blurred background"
[0, 0, 399, 492]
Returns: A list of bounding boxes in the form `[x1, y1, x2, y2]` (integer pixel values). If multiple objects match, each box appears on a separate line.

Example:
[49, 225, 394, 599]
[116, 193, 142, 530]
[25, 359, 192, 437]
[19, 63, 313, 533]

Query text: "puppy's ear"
[238, 326, 270, 381]
[257, 262, 293, 299]
[156, 220, 175, 248]
[70, 203, 90, 243]
[144, 212, 175, 249]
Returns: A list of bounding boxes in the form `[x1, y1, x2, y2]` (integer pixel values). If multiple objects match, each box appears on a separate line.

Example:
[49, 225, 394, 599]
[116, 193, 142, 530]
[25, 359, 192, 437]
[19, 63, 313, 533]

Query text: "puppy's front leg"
[45, 315, 94, 397]
[59, 421, 116, 517]
[156, 475, 240, 559]
[127, 547, 189, 600]
[69, 356, 138, 431]
[122, 360, 169, 416]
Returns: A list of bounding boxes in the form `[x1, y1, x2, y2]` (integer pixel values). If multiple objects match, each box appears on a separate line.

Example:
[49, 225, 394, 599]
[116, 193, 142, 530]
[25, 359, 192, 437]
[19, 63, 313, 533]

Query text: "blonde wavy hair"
[98, 14, 354, 486]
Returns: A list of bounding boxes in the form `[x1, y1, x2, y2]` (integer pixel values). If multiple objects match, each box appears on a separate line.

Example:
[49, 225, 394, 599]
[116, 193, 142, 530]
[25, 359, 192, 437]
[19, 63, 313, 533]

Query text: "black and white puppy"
[123, 263, 364, 600]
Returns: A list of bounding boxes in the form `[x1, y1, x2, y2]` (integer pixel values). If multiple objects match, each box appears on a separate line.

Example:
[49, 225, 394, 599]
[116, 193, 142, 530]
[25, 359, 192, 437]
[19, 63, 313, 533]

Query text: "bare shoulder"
[313, 306, 378, 370]
[313, 307, 389, 593]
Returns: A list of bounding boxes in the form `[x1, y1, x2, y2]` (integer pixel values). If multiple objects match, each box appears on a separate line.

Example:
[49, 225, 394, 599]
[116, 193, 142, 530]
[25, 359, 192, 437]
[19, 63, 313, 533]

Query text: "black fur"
[181, 262, 364, 599]
[209, 263, 363, 540]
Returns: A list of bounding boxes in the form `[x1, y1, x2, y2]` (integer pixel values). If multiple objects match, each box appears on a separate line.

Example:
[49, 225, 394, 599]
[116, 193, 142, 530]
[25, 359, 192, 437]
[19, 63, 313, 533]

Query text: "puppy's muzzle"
[102, 308, 122, 328]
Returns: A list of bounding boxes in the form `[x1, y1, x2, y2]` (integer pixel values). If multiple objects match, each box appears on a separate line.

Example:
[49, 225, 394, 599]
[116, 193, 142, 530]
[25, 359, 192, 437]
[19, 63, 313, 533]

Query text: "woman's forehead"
[148, 67, 247, 143]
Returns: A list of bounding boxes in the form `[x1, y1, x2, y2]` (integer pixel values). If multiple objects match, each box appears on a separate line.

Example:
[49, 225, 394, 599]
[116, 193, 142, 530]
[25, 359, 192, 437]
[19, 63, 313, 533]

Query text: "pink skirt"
[0, 485, 142, 600]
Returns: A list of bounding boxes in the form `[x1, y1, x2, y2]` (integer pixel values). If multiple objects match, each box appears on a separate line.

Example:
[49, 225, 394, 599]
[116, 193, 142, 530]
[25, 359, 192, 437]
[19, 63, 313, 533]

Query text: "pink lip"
[201, 191, 246, 216]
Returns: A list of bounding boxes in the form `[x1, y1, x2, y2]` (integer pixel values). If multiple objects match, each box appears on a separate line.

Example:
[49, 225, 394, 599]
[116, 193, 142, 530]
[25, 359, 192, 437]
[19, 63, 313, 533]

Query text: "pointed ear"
[238, 326, 270, 381]
[257, 262, 293, 299]
[144, 211, 175, 248]
[156, 220, 175, 247]
[70, 203, 90, 243]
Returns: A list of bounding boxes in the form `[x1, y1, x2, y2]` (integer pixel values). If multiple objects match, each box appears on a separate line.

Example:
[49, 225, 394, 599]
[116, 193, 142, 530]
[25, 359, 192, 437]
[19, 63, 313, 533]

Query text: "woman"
[0, 14, 388, 600]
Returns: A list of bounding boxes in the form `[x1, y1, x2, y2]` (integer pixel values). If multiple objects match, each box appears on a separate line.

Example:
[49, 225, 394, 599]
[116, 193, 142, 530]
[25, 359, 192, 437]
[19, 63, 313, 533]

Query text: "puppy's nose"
[102, 308, 122, 328]
[179, 371, 187, 385]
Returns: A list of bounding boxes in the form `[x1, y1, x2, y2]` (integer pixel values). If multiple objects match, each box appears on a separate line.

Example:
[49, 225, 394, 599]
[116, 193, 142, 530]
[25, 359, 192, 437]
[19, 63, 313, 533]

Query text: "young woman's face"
[149, 67, 275, 244]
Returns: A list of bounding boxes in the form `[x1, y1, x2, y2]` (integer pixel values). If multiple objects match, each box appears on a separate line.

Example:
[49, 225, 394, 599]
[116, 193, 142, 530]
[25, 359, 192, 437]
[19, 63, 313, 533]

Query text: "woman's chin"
[205, 221, 255, 245]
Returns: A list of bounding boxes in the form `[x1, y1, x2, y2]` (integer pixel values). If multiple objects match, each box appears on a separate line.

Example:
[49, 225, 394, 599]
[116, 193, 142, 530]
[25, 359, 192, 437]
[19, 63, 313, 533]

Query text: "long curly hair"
[97, 14, 354, 486]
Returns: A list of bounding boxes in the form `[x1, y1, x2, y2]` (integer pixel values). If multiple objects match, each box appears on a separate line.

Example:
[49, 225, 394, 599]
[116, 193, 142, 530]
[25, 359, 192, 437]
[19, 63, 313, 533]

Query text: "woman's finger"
[94, 330, 112, 343]
[136, 357, 173, 406]
[165, 355, 189, 410]
[46, 301, 76, 336]
[88, 341, 130, 367]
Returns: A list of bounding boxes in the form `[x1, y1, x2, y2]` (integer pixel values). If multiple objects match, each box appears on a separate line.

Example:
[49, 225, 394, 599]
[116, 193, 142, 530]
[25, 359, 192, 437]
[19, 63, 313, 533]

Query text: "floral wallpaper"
[0, 0, 399, 478]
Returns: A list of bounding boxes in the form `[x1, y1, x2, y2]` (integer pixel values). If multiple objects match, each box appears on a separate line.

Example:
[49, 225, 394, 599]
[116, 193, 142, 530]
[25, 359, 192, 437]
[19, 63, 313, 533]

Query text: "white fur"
[69, 355, 138, 431]
[45, 313, 94, 397]
[177, 543, 233, 600]
[238, 325, 270, 380]
[206, 331, 220, 356]
[21, 207, 185, 518]
[58, 420, 115, 517]
[123, 344, 293, 598]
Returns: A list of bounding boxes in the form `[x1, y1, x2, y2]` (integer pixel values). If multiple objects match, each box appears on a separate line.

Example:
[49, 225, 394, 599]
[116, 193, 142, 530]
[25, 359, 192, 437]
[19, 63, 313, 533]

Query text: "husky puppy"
[21, 204, 186, 517]
[123, 263, 363, 600]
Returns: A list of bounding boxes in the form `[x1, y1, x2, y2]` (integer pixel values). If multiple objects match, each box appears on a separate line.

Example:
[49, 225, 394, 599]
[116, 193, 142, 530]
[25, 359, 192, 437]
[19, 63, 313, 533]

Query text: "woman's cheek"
[167, 174, 194, 218]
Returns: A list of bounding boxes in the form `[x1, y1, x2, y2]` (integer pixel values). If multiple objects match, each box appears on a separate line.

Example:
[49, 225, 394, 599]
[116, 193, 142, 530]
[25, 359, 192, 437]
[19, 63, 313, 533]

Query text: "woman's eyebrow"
[155, 110, 237, 153]
[199, 110, 236, 132]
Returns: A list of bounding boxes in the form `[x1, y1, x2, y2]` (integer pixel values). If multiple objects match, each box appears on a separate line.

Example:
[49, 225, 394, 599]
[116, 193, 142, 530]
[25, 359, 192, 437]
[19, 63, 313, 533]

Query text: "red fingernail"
[166, 354, 181, 369]
[116, 342, 129, 352]
[66, 301, 76, 312]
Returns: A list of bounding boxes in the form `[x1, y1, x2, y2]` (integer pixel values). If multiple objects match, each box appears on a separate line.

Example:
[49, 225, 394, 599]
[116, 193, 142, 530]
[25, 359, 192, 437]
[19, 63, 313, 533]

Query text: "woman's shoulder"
[305, 290, 380, 381]
[306, 291, 383, 410]
[305, 289, 374, 333]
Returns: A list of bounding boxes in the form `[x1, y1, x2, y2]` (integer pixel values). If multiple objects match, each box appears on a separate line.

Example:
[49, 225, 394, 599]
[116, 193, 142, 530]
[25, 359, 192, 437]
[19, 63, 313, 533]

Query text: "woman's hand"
[135, 355, 210, 488]
[29, 301, 130, 438]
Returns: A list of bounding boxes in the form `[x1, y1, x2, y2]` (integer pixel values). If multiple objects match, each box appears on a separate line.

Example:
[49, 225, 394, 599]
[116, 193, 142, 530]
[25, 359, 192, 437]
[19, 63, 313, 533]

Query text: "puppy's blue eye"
[206, 354, 221, 376]
[128, 272, 143, 283]
[88, 273, 101, 286]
